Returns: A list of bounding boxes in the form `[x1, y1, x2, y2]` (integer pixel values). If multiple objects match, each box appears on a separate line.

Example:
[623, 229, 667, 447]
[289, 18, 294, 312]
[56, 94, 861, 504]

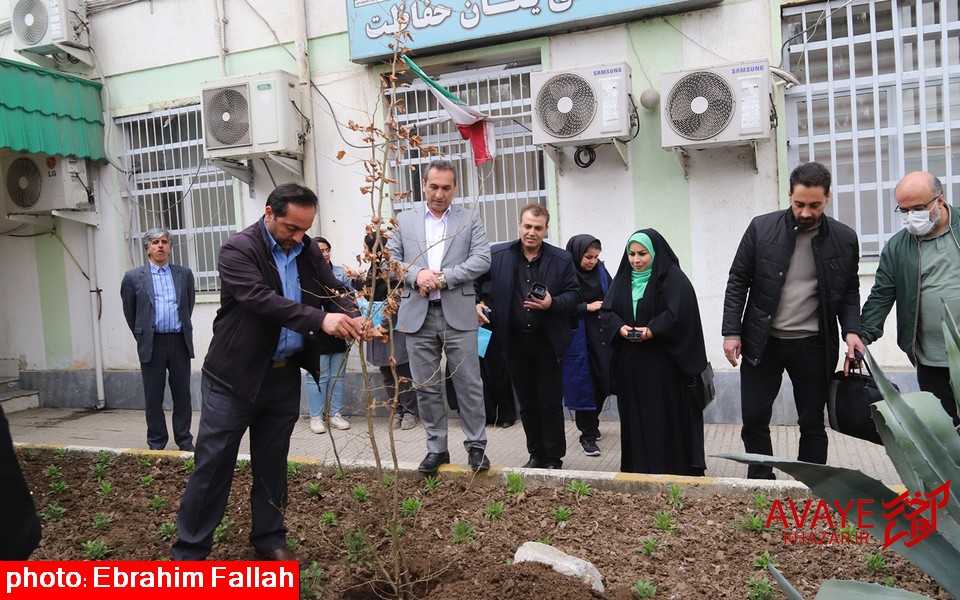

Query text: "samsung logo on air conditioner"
[731, 65, 766, 74]
[593, 67, 623, 76]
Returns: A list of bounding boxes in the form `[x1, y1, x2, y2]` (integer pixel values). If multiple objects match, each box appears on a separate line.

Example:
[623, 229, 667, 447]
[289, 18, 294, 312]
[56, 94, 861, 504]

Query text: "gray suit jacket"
[386, 203, 490, 333]
[120, 263, 196, 363]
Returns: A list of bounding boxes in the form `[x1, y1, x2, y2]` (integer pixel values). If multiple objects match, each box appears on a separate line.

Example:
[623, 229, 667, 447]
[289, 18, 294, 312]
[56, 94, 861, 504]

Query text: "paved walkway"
[7, 407, 901, 484]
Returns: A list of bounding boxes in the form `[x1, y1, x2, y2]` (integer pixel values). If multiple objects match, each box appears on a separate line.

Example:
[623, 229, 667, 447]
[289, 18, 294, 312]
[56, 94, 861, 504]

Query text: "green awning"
[0, 58, 104, 161]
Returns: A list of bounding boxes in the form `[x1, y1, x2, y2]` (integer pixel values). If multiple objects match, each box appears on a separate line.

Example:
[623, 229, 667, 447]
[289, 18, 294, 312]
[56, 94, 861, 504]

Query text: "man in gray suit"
[387, 159, 492, 473]
[121, 228, 196, 451]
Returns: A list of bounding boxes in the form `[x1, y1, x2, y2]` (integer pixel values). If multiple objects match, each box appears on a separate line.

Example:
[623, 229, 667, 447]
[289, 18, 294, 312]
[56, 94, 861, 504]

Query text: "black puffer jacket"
[722, 209, 862, 378]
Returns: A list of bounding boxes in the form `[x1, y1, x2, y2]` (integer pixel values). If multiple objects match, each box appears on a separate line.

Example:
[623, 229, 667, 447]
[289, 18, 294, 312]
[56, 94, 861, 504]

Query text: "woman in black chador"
[601, 229, 707, 475]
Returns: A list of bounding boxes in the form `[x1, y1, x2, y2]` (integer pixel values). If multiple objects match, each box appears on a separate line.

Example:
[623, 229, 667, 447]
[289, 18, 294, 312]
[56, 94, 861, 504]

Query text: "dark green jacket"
[860, 206, 960, 365]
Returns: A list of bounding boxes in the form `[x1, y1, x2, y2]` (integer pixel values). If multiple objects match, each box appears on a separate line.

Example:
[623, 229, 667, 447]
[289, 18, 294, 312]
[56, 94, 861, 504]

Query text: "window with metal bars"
[117, 105, 238, 292]
[387, 63, 546, 244]
[783, 0, 960, 257]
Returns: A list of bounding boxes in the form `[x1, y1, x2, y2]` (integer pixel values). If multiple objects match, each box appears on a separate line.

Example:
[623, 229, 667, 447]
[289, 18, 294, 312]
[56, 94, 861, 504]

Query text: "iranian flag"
[403, 55, 496, 166]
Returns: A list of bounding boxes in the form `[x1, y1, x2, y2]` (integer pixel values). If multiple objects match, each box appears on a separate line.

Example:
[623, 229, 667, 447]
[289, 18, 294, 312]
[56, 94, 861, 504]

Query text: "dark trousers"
[0, 405, 41, 559]
[506, 331, 566, 464]
[141, 333, 193, 450]
[574, 394, 606, 442]
[380, 363, 418, 416]
[740, 335, 829, 479]
[917, 363, 960, 425]
[173, 364, 301, 559]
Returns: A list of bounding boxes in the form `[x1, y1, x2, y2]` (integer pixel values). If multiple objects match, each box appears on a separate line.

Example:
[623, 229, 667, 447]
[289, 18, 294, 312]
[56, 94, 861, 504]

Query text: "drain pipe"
[293, 0, 318, 202]
[87, 224, 106, 409]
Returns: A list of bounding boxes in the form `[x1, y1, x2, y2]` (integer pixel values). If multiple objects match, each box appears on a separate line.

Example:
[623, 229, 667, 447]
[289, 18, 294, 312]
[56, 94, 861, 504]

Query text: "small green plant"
[235, 459, 250, 471]
[93, 512, 111, 531]
[287, 462, 300, 477]
[286, 538, 300, 551]
[882, 576, 896, 587]
[90, 463, 107, 481]
[305, 482, 323, 497]
[43, 465, 62, 479]
[837, 523, 858, 539]
[320, 512, 338, 527]
[483, 501, 505, 521]
[300, 561, 324, 600]
[752, 550, 776, 569]
[156, 522, 177, 541]
[96, 480, 113, 504]
[351, 485, 371, 503]
[400, 497, 422, 517]
[40, 503, 67, 522]
[665, 484, 686, 510]
[423, 475, 440, 493]
[566, 479, 592, 502]
[865, 552, 886, 575]
[139, 474, 154, 487]
[138, 457, 152, 468]
[343, 529, 370, 565]
[149, 495, 166, 512]
[632, 580, 657, 599]
[382, 473, 394, 486]
[48, 480, 69, 495]
[752, 491, 769, 511]
[95, 450, 114, 466]
[746, 576, 775, 600]
[213, 517, 235, 545]
[55, 448, 70, 458]
[653, 511, 677, 534]
[552, 506, 572, 522]
[536, 536, 552, 545]
[81, 540, 111, 560]
[334, 468, 347, 480]
[451, 520, 476, 544]
[181, 457, 196, 472]
[737, 514, 765, 534]
[506, 471, 526, 497]
[635, 536, 659, 556]
[385, 524, 405, 539]
[19, 447, 34, 458]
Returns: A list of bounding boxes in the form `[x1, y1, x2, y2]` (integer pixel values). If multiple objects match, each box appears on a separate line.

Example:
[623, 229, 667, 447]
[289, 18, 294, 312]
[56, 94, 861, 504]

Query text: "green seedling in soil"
[19, 447, 34, 458]
[305, 482, 323, 497]
[665, 484, 686, 510]
[156, 522, 176, 541]
[138, 457, 152, 468]
[552, 506, 572, 522]
[40, 503, 67, 522]
[423, 475, 440, 493]
[213, 517, 235, 545]
[567, 479, 593, 502]
[55, 448, 70, 458]
[536, 536, 552, 545]
[139, 474, 154, 487]
[385, 524, 405, 539]
[653, 511, 677, 534]
[635, 537, 659, 556]
[752, 492, 770, 511]
[91, 463, 107, 481]
[738, 514, 765, 534]
[43, 465, 62, 479]
[93, 512, 111, 531]
[883, 576, 896, 587]
[320, 512, 338, 527]
[483, 501, 505, 521]
[95, 451, 114, 466]
[287, 462, 300, 477]
[286, 538, 300, 551]
[343, 529, 371, 565]
[451, 520, 476, 544]
[752, 550, 776, 569]
[334, 468, 347, 480]
[49, 480, 69, 494]
[837, 523, 859, 539]
[632, 580, 657, 599]
[506, 471, 526, 497]
[382, 474, 394, 486]
[235, 459, 250, 471]
[81, 540, 110, 560]
[400, 497, 421, 517]
[300, 561, 324, 600]
[865, 552, 886, 574]
[746, 576, 775, 600]
[149, 495, 166, 512]
[96, 480, 113, 504]
[351, 485, 371, 503]
[181, 457, 196, 472]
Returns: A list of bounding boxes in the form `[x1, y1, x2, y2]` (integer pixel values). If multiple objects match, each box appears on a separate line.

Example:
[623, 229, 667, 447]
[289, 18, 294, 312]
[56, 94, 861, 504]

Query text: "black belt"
[428, 300, 442, 308]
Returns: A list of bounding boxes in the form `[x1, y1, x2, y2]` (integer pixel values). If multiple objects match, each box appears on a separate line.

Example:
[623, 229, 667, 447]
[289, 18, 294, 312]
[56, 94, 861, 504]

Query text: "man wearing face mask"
[861, 171, 960, 423]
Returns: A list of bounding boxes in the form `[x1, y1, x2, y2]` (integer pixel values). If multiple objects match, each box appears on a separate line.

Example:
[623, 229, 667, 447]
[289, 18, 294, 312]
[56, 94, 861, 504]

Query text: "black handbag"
[827, 357, 897, 445]
[695, 362, 716, 410]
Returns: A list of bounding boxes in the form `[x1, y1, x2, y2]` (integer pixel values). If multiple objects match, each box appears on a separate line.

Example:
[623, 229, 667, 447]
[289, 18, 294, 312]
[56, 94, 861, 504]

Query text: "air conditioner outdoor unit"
[2, 153, 90, 214]
[10, 0, 89, 55]
[660, 60, 772, 150]
[531, 62, 633, 147]
[200, 71, 304, 160]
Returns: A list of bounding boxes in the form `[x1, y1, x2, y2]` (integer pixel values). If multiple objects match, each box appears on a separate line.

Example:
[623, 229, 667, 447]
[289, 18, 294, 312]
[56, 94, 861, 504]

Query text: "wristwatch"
[436, 273, 446, 288]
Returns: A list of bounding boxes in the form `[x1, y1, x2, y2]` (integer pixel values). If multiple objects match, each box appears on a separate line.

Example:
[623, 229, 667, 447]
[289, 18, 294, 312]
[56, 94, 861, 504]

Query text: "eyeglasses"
[894, 195, 940, 214]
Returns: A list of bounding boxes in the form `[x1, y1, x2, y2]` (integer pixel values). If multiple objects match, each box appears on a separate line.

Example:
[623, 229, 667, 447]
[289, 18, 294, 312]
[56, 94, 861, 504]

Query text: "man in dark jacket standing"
[722, 162, 864, 479]
[477, 204, 580, 469]
[173, 183, 363, 562]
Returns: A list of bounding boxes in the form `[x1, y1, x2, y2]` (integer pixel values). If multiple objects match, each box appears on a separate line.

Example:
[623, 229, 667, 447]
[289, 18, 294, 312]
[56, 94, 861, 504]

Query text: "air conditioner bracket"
[612, 139, 629, 169]
[672, 147, 691, 179]
[264, 154, 303, 179]
[5, 213, 53, 228]
[210, 159, 253, 185]
[542, 144, 564, 176]
[16, 44, 93, 70]
[52, 209, 100, 227]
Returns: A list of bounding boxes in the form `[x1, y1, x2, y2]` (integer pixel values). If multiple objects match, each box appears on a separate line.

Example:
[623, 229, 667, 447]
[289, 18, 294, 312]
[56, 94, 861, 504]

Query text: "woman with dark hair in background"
[601, 229, 707, 475]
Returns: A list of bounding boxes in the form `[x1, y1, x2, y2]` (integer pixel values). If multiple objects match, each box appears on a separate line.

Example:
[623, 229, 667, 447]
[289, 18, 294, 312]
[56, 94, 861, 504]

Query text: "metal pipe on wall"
[86, 224, 106, 409]
[293, 0, 319, 223]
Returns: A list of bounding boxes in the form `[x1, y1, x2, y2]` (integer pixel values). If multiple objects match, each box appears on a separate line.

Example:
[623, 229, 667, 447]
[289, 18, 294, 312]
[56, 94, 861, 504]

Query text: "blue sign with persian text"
[346, 0, 722, 64]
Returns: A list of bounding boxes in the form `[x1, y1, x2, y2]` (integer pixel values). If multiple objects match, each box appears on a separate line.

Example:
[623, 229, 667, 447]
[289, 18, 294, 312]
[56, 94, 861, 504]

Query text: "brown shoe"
[253, 547, 301, 565]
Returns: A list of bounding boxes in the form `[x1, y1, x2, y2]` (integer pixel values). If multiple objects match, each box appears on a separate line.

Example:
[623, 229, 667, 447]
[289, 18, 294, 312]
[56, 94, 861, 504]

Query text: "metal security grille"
[118, 105, 238, 292]
[388, 63, 546, 244]
[783, 0, 960, 256]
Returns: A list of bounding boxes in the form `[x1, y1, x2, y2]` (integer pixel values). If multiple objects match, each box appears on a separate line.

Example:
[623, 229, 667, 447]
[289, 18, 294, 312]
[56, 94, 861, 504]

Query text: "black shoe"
[467, 448, 490, 471]
[544, 461, 563, 469]
[418, 451, 450, 474]
[498, 420, 515, 428]
[522, 457, 543, 469]
[179, 442, 195, 452]
[581, 439, 601, 457]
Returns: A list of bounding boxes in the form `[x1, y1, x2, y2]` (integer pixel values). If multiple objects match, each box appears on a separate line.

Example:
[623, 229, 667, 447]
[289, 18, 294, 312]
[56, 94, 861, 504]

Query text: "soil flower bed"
[16, 446, 947, 599]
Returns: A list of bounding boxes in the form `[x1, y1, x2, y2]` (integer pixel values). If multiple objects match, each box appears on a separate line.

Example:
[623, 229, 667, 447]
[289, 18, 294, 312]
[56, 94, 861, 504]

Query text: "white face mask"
[901, 205, 940, 236]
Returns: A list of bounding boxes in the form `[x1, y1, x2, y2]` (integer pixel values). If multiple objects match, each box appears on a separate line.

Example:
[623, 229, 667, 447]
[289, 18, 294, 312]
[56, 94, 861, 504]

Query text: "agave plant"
[720, 306, 960, 599]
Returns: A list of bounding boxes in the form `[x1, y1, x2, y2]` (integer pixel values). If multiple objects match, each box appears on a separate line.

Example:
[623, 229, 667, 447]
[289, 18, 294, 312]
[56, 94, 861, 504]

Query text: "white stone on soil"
[513, 541, 604, 592]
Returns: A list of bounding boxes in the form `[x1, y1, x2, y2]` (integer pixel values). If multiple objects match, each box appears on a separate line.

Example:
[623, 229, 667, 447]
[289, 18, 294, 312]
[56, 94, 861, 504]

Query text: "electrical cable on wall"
[574, 146, 597, 168]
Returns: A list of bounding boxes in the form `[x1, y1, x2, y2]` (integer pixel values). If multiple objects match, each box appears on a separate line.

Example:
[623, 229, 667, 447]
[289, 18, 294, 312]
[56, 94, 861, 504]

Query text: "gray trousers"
[405, 305, 487, 454]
